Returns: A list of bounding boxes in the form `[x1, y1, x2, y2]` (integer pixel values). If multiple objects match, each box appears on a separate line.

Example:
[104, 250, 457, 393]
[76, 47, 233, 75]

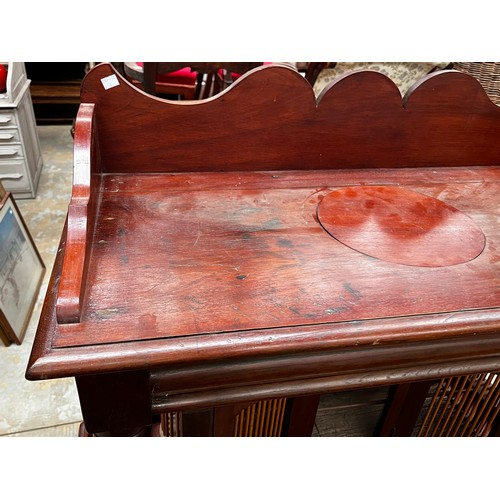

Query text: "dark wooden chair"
[301, 62, 332, 86]
[123, 62, 198, 99]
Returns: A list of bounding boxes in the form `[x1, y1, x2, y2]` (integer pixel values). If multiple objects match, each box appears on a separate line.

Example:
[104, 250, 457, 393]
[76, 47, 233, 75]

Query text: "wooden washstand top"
[27, 64, 500, 394]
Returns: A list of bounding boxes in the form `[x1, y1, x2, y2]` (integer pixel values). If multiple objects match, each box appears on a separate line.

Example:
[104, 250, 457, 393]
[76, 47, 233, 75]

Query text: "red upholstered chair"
[123, 62, 198, 99]
[123, 62, 264, 100]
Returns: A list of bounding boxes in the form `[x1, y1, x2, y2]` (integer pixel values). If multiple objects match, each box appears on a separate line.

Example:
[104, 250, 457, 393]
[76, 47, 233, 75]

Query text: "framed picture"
[0, 192, 45, 345]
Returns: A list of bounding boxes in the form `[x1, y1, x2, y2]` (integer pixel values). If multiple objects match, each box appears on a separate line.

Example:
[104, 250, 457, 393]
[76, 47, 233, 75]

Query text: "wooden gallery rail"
[26, 63, 500, 437]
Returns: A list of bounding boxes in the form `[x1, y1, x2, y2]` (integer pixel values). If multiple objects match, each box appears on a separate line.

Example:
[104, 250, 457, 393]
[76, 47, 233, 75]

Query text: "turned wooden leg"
[76, 370, 152, 436]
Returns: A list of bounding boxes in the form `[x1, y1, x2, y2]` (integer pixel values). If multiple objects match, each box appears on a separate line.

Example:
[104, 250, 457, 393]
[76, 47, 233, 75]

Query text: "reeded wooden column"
[381, 372, 500, 437]
[159, 396, 320, 437]
[417, 372, 500, 437]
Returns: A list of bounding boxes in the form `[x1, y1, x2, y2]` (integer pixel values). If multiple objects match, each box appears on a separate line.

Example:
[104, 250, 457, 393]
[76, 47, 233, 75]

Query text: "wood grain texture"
[79, 63, 500, 173]
[46, 168, 499, 347]
[26, 63, 500, 429]
[56, 104, 101, 323]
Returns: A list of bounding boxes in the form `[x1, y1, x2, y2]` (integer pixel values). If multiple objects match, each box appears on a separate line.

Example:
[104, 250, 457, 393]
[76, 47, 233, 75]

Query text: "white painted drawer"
[0, 129, 21, 143]
[0, 160, 30, 191]
[0, 112, 17, 128]
[0, 144, 23, 161]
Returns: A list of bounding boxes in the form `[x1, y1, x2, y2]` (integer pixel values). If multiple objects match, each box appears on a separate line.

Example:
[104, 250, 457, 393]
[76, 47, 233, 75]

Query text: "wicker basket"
[453, 62, 500, 105]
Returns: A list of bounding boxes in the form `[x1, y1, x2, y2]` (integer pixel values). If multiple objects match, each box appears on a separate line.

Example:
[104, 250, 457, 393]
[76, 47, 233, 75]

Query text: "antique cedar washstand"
[26, 63, 500, 436]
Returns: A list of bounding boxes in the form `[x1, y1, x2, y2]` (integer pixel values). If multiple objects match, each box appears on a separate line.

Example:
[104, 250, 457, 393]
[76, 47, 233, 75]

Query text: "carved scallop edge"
[83, 62, 500, 112]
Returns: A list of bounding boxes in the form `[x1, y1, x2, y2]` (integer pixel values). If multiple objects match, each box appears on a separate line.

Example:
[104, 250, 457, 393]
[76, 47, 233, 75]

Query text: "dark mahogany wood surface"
[50, 167, 499, 349]
[56, 104, 101, 324]
[79, 64, 500, 173]
[27, 64, 500, 415]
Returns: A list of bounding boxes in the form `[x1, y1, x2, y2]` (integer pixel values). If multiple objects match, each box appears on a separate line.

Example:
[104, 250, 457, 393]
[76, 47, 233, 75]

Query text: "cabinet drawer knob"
[0, 116, 12, 124]
[0, 133, 14, 141]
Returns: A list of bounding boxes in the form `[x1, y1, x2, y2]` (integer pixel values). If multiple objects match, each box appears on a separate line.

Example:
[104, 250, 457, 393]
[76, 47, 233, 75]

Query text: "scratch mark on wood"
[343, 282, 362, 300]
[193, 231, 201, 247]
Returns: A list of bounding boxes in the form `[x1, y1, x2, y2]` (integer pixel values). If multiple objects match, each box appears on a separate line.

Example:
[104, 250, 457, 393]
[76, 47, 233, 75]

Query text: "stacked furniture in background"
[0, 62, 43, 199]
[25, 62, 87, 125]
[122, 62, 264, 100]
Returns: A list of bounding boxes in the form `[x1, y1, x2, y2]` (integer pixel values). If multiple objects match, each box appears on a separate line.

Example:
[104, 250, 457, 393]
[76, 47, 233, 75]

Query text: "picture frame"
[0, 192, 45, 345]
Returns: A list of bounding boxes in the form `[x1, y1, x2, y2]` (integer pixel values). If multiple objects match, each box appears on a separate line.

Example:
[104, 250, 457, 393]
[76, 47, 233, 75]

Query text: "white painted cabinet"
[0, 62, 43, 199]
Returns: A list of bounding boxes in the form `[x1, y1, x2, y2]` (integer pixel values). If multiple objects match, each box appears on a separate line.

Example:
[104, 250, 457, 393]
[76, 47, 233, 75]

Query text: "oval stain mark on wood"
[317, 186, 486, 267]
